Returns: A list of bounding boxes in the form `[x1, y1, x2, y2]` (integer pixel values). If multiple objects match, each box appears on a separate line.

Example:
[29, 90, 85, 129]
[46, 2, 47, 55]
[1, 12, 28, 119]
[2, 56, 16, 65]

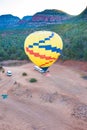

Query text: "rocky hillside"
[68, 7, 87, 23]
[0, 8, 87, 29]
[0, 14, 20, 28]
[78, 7, 87, 20]
[0, 9, 73, 29]
[32, 9, 72, 22]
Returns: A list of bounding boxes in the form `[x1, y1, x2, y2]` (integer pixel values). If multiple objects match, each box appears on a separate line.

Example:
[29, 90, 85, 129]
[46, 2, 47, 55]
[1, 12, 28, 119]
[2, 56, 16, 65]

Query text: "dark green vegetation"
[0, 8, 87, 61]
[29, 78, 37, 83]
[49, 21, 87, 61]
[0, 29, 29, 61]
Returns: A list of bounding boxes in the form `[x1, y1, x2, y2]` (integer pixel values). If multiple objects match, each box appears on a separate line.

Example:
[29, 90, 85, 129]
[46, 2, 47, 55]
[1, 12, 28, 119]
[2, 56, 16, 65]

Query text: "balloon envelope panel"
[24, 31, 63, 68]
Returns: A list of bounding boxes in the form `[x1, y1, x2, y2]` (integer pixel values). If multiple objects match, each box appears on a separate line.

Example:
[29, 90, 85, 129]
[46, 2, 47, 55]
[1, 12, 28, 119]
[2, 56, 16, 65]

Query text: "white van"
[6, 70, 12, 76]
[34, 66, 45, 73]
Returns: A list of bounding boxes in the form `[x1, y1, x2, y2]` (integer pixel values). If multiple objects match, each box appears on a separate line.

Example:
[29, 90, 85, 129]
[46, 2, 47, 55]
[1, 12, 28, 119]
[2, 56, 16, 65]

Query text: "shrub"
[2, 69, 5, 73]
[22, 72, 27, 76]
[29, 78, 37, 83]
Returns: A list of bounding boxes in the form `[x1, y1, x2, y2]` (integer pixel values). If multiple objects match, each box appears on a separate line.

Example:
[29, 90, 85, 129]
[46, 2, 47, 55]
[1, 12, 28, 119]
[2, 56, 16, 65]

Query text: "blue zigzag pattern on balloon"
[28, 32, 62, 54]
[39, 45, 62, 53]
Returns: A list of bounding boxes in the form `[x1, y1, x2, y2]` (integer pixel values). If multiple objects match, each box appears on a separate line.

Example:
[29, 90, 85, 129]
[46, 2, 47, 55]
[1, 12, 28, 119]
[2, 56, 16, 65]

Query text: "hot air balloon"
[24, 31, 63, 72]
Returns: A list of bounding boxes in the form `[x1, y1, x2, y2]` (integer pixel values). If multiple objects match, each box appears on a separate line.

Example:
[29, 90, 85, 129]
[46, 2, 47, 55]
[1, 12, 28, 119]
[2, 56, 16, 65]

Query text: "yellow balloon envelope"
[24, 31, 63, 71]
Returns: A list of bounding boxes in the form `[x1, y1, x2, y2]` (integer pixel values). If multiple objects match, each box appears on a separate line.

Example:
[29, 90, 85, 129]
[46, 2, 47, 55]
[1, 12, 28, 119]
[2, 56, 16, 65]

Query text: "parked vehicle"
[6, 70, 12, 76]
[34, 66, 45, 73]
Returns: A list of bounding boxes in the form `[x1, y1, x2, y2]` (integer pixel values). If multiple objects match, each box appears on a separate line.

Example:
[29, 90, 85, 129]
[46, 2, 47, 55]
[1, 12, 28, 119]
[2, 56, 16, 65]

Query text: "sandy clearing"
[0, 62, 87, 130]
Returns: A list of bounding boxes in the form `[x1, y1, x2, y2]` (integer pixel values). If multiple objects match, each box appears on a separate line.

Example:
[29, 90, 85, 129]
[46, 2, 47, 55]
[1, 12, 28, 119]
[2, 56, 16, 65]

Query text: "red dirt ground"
[0, 60, 87, 130]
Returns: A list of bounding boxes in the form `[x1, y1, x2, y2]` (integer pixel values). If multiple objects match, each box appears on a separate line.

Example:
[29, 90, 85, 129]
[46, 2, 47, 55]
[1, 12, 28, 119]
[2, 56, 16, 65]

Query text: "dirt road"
[0, 62, 87, 130]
